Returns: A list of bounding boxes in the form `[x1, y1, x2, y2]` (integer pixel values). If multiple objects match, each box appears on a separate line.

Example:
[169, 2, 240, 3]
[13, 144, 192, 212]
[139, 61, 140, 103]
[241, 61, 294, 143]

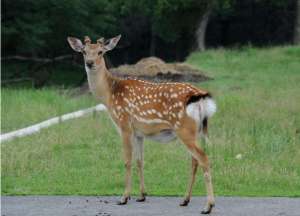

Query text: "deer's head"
[67, 35, 121, 72]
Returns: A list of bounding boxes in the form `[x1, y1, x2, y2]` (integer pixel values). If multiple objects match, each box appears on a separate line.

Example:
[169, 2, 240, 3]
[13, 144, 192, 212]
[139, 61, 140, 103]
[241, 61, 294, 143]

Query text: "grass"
[1, 46, 300, 197]
[1, 88, 97, 133]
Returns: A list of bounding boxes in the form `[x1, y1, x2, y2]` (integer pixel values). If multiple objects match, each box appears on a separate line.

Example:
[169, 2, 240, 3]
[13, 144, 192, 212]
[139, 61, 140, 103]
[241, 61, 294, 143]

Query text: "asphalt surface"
[2, 196, 300, 216]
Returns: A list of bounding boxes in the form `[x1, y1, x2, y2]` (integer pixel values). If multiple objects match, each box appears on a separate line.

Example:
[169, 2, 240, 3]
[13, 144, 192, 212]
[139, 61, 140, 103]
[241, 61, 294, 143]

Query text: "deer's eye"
[82, 51, 86, 55]
[98, 51, 103, 55]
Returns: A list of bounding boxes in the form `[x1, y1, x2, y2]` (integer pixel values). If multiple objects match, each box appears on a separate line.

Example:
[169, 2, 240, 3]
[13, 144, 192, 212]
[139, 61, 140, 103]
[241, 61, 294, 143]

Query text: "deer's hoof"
[117, 196, 130, 205]
[179, 198, 190, 206]
[200, 203, 215, 214]
[136, 196, 146, 202]
[136, 193, 147, 202]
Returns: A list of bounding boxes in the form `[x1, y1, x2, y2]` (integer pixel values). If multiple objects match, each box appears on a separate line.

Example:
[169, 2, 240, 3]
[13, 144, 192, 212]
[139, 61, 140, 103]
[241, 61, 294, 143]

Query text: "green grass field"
[1, 46, 300, 197]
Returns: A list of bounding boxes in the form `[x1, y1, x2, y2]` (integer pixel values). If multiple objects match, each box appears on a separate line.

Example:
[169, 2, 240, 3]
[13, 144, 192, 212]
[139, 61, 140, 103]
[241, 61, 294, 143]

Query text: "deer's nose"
[86, 61, 94, 68]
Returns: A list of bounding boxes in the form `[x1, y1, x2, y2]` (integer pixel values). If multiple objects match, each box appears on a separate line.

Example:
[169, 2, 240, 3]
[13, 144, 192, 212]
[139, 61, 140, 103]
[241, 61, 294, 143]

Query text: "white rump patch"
[186, 97, 216, 123]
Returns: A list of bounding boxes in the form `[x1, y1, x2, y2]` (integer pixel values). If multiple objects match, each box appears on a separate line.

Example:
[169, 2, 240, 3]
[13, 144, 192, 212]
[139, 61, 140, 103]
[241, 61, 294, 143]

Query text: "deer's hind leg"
[180, 156, 198, 206]
[176, 120, 215, 214]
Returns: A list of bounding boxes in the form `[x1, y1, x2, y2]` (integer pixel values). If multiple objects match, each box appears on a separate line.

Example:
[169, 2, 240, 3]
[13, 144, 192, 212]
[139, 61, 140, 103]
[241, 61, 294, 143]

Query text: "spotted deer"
[67, 35, 216, 214]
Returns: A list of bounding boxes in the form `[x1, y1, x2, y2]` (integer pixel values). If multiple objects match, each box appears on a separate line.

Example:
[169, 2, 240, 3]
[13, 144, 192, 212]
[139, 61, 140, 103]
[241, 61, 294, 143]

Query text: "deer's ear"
[104, 35, 121, 51]
[67, 37, 84, 52]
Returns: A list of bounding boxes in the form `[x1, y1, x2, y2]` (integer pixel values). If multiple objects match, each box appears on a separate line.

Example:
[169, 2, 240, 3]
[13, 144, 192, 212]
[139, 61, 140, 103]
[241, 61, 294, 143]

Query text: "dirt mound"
[110, 57, 211, 82]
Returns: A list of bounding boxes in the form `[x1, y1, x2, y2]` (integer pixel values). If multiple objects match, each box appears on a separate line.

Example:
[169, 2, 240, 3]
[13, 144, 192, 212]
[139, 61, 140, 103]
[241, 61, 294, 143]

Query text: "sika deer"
[67, 35, 216, 214]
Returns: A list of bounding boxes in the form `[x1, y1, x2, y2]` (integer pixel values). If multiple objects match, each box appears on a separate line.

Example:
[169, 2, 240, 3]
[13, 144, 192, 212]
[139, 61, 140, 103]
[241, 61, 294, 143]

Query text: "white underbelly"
[137, 129, 177, 143]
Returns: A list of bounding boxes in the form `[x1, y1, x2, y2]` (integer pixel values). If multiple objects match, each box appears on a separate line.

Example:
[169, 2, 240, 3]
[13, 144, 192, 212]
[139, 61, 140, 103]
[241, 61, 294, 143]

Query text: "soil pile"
[110, 57, 211, 82]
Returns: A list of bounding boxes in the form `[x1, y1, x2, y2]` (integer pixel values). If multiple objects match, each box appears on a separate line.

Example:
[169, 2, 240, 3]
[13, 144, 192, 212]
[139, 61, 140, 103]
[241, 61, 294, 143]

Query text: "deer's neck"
[85, 58, 117, 106]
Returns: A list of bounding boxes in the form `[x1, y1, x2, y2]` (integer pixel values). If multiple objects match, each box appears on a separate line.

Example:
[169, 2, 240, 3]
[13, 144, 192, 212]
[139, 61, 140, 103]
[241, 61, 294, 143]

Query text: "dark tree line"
[2, 0, 299, 65]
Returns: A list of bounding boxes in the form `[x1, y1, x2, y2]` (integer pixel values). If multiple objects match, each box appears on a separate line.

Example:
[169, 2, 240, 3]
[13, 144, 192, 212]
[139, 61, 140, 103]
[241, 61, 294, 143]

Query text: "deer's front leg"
[134, 136, 146, 202]
[117, 129, 133, 205]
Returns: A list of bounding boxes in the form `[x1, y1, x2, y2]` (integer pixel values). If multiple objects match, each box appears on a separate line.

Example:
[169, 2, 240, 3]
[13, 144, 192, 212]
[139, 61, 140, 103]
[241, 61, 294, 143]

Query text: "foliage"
[2, 0, 295, 62]
[2, 0, 118, 56]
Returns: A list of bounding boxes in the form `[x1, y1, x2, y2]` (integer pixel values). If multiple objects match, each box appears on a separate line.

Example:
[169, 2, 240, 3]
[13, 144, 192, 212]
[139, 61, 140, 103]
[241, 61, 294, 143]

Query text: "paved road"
[2, 196, 300, 216]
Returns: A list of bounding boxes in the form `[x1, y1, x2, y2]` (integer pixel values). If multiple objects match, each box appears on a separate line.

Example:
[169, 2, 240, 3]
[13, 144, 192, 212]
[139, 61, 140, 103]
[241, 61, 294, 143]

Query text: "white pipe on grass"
[0, 104, 107, 143]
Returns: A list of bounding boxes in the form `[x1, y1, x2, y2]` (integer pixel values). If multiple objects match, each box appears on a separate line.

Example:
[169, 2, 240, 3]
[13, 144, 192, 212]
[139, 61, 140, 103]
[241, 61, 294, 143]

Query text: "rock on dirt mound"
[110, 57, 211, 82]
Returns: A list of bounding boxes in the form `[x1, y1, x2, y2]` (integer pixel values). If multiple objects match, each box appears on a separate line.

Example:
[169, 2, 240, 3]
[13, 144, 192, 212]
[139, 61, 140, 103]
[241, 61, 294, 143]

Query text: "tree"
[294, 0, 300, 44]
[195, 6, 212, 51]
[194, 0, 237, 51]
